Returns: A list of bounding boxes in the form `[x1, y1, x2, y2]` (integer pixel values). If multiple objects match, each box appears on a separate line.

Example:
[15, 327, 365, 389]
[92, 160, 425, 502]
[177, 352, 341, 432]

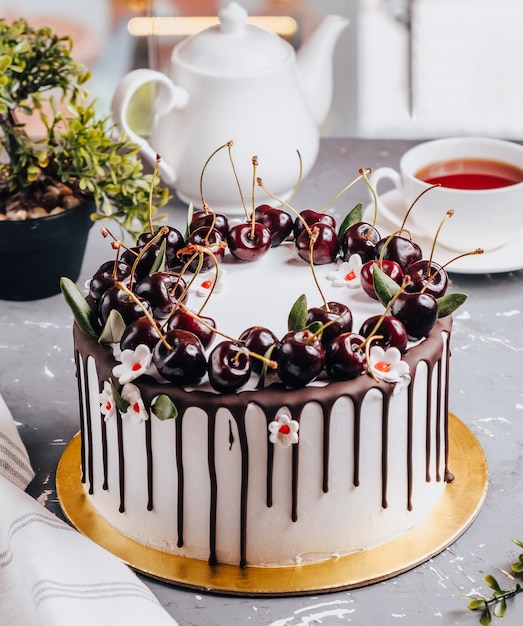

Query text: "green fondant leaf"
[60, 276, 100, 338]
[337, 203, 363, 240]
[150, 237, 167, 274]
[288, 294, 308, 331]
[373, 265, 401, 307]
[256, 343, 277, 390]
[152, 394, 178, 421]
[437, 292, 467, 317]
[109, 379, 130, 413]
[99, 308, 127, 344]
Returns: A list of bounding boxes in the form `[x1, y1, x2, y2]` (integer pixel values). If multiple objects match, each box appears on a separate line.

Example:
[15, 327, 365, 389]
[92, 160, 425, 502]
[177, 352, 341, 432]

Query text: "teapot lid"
[174, 2, 291, 74]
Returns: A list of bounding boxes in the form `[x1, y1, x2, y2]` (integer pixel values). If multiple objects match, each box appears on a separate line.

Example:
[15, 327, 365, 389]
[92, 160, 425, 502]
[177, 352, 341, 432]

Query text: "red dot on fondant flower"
[279, 424, 291, 435]
[201, 279, 212, 289]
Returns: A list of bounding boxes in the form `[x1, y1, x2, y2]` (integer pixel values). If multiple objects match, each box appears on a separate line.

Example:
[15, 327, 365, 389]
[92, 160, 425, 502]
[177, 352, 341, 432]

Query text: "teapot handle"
[111, 69, 189, 186]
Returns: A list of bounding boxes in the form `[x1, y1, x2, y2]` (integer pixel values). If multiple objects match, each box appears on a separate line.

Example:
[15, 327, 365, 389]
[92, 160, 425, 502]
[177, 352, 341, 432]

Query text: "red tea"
[415, 158, 523, 190]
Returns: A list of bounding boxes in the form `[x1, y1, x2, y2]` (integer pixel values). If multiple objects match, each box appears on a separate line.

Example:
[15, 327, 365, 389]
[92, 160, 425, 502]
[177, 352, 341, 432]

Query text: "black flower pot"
[0, 202, 94, 300]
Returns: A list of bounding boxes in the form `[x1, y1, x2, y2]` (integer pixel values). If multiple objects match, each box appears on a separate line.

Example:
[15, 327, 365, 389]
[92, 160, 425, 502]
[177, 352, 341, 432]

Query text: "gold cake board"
[56, 413, 487, 596]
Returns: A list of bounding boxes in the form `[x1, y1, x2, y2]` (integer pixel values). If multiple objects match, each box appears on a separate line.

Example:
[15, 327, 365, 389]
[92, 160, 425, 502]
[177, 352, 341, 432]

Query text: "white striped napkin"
[0, 394, 179, 626]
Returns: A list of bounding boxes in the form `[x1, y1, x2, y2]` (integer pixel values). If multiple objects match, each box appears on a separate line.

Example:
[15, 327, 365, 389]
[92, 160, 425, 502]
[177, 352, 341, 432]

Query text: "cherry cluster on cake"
[62, 157, 474, 395]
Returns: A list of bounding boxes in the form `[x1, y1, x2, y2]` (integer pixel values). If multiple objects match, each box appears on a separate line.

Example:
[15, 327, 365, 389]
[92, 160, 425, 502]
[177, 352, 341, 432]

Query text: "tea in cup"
[369, 137, 523, 252]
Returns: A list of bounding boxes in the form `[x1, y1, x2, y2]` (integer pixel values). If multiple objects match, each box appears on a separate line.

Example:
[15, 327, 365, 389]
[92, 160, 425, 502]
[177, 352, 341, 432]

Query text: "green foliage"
[465, 538, 523, 623]
[0, 18, 169, 237]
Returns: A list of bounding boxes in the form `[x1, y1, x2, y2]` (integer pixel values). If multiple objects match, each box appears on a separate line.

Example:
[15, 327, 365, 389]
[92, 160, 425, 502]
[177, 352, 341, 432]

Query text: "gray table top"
[2, 137, 522, 625]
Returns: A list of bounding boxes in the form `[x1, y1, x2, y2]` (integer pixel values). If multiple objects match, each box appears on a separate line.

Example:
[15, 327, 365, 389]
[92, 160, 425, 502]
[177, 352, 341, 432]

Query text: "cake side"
[74, 316, 451, 567]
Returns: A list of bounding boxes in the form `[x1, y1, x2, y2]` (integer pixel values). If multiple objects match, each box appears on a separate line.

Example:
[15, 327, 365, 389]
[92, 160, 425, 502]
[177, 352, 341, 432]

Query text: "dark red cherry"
[121, 244, 160, 281]
[360, 259, 403, 300]
[390, 292, 438, 339]
[89, 259, 132, 303]
[238, 326, 279, 373]
[152, 329, 207, 386]
[276, 329, 326, 388]
[374, 236, 422, 272]
[166, 308, 216, 349]
[306, 302, 353, 347]
[359, 315, 408, 352]
[254, 204, 293, 247]
[405, 260, 448, 298]
[207, 341, 252, 392]
[293, 209, 336, 239]
[137, 226, 185, 269]
[98, 285, 152, 326]
[180, 226, 225, 271]
[119, 317, 161, 352]
[190, 211, 229, 239]
[340, 222, 381, 263]
[295, 222, 339, 265]
[227, 222, 272, 262]
[325, 332, 367, 380]
[135, 272, 187, 320]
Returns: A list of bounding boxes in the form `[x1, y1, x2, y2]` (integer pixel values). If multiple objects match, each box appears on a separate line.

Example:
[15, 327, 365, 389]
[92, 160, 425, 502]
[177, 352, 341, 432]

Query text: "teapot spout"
[296, 14, 349, 127]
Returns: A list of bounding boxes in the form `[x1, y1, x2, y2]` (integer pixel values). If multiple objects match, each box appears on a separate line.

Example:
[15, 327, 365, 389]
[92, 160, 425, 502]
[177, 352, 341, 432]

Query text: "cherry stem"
[400, 183, 440, 231]
[236, 347, 278, 370]
[250, 156, 258, 240]
[360, 167, 379, 238]
[199, 141, 232, 209]
[320, 167, 372, 214]
[100, 227, 137, 260]
[377, 228, 414, 264]
[227, 141, 249, 220]
[308, 227, 328, 309]
[436, 247, 484, 275]
[426, 209, 454, 280]
[257, 177, 314, 238]
[115, 280, 172, 350]
[284, 150, 303, 206]
[148, 154, 161, 234]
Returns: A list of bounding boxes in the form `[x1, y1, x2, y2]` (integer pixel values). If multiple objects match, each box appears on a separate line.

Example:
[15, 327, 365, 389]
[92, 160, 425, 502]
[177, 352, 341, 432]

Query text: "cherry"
[137, 226, 185, 269]
[121, 244, 160, 281]
[166, 308, 216, 350]
[254, 204, 293, 247]
[390, 292, 438, 339]
[180, 226, 225, 272]
[374, 235, 422, 272]
[276, 329, 326, 388]
[119, 317, 161, 352]
[238, 326, 279, 373]
[293, 209, 336, 239]
[152, 329, 207, 386]
[227, 221, 272, 262]
[190, 210, 229, 239]
[295, 222, 339, 265]
[207, 340, 252, 393]
[405, 259, 448, 298]
[358, 314, 408, 353]
[360, 259, 403, 301]
[98, 284, 152, 326]
[306, 301, 353, 347]
[134, 272, 187, 320]
[89, 259, 132, 303]
[325, 332, 367, 381]
[340, 222, 381, 263]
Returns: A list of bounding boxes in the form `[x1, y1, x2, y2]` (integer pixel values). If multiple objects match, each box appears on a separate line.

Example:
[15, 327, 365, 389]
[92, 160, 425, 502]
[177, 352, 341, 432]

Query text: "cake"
[65, 191, 461, 569]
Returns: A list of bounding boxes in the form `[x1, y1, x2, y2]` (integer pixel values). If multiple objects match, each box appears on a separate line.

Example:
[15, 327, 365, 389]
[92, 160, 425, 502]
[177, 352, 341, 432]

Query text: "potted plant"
[0, 18, 169, 300]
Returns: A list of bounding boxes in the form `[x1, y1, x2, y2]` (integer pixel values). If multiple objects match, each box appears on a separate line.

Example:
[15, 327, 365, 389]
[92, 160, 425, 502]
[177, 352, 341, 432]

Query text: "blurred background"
[3, 0, 522, 139]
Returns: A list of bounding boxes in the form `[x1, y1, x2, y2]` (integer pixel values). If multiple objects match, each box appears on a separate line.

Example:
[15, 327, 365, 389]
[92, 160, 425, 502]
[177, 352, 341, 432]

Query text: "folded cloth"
[0, 395, 180, 626]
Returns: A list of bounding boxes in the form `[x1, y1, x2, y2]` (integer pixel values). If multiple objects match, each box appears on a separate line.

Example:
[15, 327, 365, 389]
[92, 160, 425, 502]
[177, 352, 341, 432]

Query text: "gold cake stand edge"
[56, 413, 488, 596]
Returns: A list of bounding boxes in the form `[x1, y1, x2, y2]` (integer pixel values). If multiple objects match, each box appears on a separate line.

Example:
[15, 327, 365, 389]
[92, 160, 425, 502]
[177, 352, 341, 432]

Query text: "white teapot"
[111, 2, 349, 214]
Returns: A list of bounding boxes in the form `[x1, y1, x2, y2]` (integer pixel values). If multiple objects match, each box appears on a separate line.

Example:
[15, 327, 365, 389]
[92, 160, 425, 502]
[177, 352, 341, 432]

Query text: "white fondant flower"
[99, 381, 116, 422]
[188, 268, 226, 297]
[121, 383, 149, 423]
[268, 413, 299, 447]
[112, 344, 152, 384]
[327, 255, 362, 288]
[368, 345, 411, 388]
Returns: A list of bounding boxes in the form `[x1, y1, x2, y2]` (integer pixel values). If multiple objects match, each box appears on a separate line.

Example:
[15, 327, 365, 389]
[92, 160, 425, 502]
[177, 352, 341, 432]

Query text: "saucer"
[363, 189, 523, 274]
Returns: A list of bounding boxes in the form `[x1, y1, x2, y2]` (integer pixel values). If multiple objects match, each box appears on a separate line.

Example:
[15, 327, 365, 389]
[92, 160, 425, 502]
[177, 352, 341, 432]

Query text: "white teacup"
[369, 137, 523, 252]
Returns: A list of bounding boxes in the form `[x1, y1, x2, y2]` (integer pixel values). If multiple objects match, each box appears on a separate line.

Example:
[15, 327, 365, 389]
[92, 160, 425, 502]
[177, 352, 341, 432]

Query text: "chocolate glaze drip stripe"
[74, 349, 86, 485]
[82, 354, 94, 495]
[207, 410, 218, 566]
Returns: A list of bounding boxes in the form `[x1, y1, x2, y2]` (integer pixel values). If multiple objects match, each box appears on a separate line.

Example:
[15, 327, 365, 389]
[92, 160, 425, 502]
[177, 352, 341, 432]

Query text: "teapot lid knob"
[219, 2, 247, 34]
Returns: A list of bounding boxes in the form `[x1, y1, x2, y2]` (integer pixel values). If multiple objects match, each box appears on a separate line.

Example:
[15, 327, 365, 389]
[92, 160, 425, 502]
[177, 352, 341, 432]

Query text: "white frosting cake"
[72, 240, 453, 568]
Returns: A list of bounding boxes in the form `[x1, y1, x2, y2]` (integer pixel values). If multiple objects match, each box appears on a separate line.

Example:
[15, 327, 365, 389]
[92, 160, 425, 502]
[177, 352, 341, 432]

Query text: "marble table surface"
[2, 137, 523, 625]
